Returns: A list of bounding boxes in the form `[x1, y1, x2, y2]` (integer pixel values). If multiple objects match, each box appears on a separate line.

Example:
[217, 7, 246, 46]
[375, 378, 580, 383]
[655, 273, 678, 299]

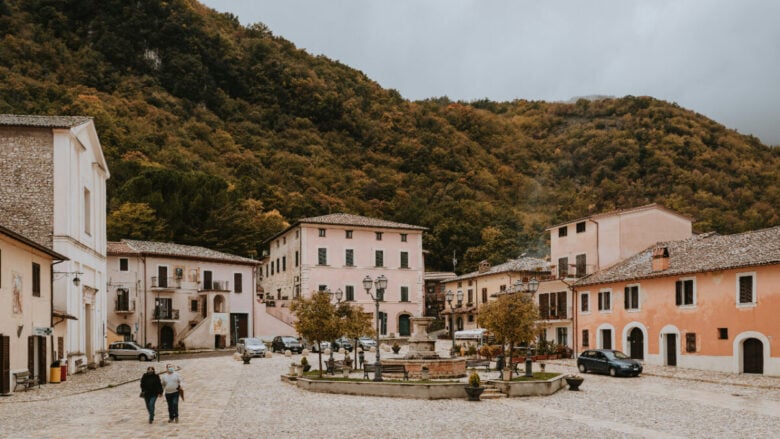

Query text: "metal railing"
[115, 299, 136, 313]
[200, 280, 230, 291]
[153, 309, 180, 320]
[151, 276, 183, 289]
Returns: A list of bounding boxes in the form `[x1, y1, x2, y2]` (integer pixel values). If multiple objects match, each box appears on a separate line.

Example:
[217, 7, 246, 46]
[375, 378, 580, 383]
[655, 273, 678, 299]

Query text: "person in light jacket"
[160, 364, 183, 423]
[140, 366, 163, 424]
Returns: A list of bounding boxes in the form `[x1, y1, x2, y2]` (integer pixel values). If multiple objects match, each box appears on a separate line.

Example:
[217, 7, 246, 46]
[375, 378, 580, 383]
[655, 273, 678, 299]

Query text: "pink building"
[257, 214, 426, 338]
[575, 227, 780, 376]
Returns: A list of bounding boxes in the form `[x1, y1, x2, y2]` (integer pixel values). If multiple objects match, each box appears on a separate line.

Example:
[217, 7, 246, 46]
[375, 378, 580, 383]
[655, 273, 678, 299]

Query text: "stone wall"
[0, 127, 54, 247]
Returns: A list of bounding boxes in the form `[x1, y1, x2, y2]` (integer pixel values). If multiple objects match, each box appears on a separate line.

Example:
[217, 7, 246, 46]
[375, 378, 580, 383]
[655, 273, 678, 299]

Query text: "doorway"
[28, 335, 47, 384]
[743, 338, 764, 374]
[666, 334, 677, 366]
[398, 315, 411, 337]
[601, 329, 612, 349]
[160, 326, 174, 349]
[0, 335, 9, 394]
[628, 328, 644, 359]
[230, 313, 248, 345]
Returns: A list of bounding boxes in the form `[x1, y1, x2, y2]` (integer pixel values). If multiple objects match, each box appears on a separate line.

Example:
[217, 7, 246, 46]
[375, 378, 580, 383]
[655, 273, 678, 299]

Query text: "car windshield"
[282, 337, 298, 342]
[245, 338, 263, 346]
[609, 350, 630, 359]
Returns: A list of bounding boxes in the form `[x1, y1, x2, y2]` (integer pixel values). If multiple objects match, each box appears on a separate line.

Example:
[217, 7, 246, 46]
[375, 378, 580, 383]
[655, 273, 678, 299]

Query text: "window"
[318, 248, 327, 265]
[345, 285, 355, 301]
[295, 230, 299, 238]
[467, 289, 473, 304]
[0, 249, 2, 287]
[345, 230, 353, 239]
[375, 232, 383, 241]
[282, 237, 286, 244]
[685, 333, 696, 353]
[482, 288, 488, 303]
[270, 262, 274, 275]
[203, 270, 212, 290]
[675, 279, 695, 306]
[234, 273, 243, 293]
[558, 257, 569, 278]
[400, 251, 409, 268]
[318, 284, 328, 292]
[295, 251, 299, 267]
[401, 286, 409, 302]
[468, 314, 474, 322]
[575, 254, 586, 277]
[539, 292, 567, 319]
[276, 258, 279, 273]
[318, 228, 326, 237]
[580, 292, 589, 313]
[557, 327, 568, 346]
[378, 312, 387, 335]
[282, 256, 286, 271]
[84, 188, 91, 235]
[582, 329, 590, 347]
[345, 249, 354, 266]
[377, 287, 384, 301]
[576, 221, 586, 233]
[116, 288, 130, 311]
[624, 285, 639, 310]
[400, 233, 407, 242]
[375, 250, 384, 267]
[119, 258, 129, 271]
[737, 273, 755, 305]
[558, 226, 568, 237]
[598, 290, 611, 311]
[718, 328, 728, 340]
[190, 300, 198, 312]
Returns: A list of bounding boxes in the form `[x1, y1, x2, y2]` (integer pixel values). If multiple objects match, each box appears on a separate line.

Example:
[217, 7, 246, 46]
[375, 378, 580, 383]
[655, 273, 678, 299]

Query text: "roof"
[0, 224, 68, 260]
[576, 226, 780, 286]
[451, 257, 551, 282]
[546, 203, 693, 231]
[264, 213, 427, 244]
[108, 240, 260, 265]
[0, 114, 93, 128]
[424, 272, 458, 282]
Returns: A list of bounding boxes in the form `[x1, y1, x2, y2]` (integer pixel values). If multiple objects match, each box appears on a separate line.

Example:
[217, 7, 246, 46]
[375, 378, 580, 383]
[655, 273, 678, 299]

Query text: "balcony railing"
[115, 299, 136, 313]
[153, 309, 180, 321]
[199, 280, 230, 291]
[151, 276, 184, 289]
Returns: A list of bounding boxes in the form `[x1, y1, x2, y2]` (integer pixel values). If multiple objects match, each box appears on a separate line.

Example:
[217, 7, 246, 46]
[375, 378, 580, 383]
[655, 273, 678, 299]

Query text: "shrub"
[466, 344, 477, 356]
[468, 371, 481, 387]
[300, 356, 309, 366]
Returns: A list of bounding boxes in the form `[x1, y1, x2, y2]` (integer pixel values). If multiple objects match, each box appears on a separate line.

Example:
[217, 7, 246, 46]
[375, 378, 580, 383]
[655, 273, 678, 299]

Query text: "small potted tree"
[392, 342, 401, 354]
[464, 371, 485, 401]
[565, 374, 584, 390]
[300, 356, 311, 372]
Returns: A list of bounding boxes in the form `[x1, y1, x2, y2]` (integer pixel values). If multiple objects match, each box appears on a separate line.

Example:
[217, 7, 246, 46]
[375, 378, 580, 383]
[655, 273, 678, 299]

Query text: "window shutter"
[557, 291, 567, 318]
[624, 287, 630, 309]
[598, 292, 603, 310]
[27, 336, 34, 374]
[1, 335, 9, 394]
[675, 281, 682, 306]
[38, 337, 47, 384]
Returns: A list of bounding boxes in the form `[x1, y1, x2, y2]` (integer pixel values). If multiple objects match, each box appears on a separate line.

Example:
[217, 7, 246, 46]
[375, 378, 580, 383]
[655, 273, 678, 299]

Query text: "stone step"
[480, 386, 507, 399]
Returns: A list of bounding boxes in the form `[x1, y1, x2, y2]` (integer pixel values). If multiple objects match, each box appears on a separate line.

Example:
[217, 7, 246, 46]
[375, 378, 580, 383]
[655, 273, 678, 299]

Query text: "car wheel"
[109, 354, 117, 361]
[578, 363, 587, 373]
[139, 354, 148, 361]
[609, 367, 617, 377]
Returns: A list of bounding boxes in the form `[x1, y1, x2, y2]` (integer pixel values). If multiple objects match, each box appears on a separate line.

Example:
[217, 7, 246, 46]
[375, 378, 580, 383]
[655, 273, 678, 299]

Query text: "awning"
[52, 309, 78, 325]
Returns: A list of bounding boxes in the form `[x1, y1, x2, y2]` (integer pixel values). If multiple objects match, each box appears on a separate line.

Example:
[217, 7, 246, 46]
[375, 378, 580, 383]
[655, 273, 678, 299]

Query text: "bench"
[363, 363, 409, 380]
[465, 359, 491, 371]
[13, 371, 39, 391]
[74, 359, 88, 374]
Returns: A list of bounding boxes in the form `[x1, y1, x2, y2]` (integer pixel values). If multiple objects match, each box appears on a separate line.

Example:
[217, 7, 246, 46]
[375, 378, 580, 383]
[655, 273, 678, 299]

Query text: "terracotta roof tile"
[299, 213, 428, 231]
[0, 114, 92, 128]
[454, 257, 551, 281]
[108, 240, 259, 265]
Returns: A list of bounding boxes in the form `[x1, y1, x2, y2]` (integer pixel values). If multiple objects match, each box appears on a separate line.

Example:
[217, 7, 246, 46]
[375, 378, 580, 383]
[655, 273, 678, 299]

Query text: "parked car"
[108, 341, 157, 361]
[271, 336, 303, 353]
[237, 337, 267, 357]
[577, 349, 643, 377]
[304, 339, 331, 353]
[332, 337, 354, 352]
[357, 336, 377, 351]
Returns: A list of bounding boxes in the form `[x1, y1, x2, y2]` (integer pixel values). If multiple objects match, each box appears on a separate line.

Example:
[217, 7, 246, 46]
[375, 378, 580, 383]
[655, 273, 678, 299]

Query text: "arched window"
[116, 324, 132, 341]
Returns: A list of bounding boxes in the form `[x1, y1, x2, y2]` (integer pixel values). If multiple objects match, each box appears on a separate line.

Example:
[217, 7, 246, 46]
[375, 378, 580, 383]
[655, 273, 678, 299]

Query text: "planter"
[303, 364, 311, 372]
[295, 365, 304, 377]
[392, 346, 401, 354]
[242, 355, 252, 364]
[289, 364, 296, 376]
[565, 376, 584, 391]
[464, 386, 485, 401]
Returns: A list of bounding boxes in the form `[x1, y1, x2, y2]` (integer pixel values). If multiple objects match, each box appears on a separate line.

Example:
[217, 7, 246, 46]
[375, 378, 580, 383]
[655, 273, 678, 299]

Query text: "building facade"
[258, 213, 426, 338]
[575, 227, 780, 376]
[0, 224, 67, 393]
[0, 115, 109, 372]
[107, 240, 259, 350]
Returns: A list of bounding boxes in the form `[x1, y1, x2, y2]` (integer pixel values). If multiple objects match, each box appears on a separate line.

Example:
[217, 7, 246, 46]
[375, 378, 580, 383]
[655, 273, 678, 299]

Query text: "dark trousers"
[165, 391, 179, 420]
[144, 394, 158, 421]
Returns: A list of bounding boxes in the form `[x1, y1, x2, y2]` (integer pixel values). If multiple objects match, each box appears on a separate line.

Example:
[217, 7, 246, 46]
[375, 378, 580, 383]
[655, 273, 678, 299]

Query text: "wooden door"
[160, 326, 174, 349]
[0, 335, 9, 395]
[398, 315, 411, 336]
[666, 334, 677, 366]
[743, 338, 763, 374]
[37, 336, 47, 384]
[601, 329, 612, 349]
[629, 328, 644, 359]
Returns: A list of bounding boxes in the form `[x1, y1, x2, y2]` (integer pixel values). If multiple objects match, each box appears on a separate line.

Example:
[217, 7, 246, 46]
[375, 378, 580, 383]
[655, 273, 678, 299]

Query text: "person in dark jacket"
[140, 366, 163, 424]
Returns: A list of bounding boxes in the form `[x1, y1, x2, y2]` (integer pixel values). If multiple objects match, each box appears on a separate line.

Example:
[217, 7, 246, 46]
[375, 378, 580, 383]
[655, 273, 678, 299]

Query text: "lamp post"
[363, 275, 387, 381]
[513, 278, 540, 377]
[327, 288, 343, 374]
[445, 289, 463, 357]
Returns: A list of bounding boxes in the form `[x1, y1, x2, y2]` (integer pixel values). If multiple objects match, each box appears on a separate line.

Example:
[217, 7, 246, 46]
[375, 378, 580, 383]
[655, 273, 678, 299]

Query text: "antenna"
[452, 250, 458, 272]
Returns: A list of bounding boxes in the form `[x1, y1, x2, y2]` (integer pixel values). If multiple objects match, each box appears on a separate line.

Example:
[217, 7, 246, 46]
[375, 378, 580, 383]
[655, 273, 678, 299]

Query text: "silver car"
[237, 337, 267, 357]
[108, 341, 157, 361]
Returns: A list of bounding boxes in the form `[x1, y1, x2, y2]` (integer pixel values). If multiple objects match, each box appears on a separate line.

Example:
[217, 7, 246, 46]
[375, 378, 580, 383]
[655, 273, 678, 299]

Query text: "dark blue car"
[577, 349, 643, 377]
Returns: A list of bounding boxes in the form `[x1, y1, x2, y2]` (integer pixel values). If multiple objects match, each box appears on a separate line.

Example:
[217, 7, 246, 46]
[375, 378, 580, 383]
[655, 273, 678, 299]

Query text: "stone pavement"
[0, 345, 779, 438]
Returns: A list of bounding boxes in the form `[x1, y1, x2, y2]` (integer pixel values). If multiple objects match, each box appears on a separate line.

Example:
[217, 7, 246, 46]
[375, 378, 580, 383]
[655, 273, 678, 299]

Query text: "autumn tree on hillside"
[291, 292, 340, 377]
[337, 302, 375, 367]
[477, 293, 538, 379]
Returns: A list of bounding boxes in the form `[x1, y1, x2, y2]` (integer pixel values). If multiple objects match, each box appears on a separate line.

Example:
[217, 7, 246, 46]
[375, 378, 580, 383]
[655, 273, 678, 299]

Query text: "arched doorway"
[398, 315, 411, 337]
[743, 338, 764, 374]
[628, 327, 644, 360]
[160, 326, 174, 349]
[116, 324, 132, 342]
[214, 295, 225, 313]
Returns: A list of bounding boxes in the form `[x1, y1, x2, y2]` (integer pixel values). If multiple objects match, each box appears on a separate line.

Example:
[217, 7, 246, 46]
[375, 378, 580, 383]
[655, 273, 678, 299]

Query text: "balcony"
[115, 299, 136, 314]
[199, 280, 230, 292]
[153, 309, 180, 322]
[151, 276, 182, 290]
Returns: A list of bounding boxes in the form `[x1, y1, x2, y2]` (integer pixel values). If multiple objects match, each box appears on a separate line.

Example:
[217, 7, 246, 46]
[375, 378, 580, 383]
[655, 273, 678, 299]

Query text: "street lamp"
[513, 278, 540, 377]
[445, 289, 463, 357]
[327, 288, 343, 374]
[363, 275, 387, 381]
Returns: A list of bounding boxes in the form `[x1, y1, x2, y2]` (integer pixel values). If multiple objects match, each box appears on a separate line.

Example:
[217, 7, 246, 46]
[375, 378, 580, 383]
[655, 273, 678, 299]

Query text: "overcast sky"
[201, 0, 780, 146]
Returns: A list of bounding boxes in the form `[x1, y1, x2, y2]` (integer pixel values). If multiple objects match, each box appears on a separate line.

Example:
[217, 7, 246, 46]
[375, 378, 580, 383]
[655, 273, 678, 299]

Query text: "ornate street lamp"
[445, 289, 464, 357]
[327, 288, 343, 373]
[513, 278, 540, 377]
[363, 275, 387, 381]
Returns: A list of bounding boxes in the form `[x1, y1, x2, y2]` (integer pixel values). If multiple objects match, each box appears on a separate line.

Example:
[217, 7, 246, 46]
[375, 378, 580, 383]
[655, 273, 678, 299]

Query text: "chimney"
[652, 246, 670, 272]
[478, 260, 490, 273]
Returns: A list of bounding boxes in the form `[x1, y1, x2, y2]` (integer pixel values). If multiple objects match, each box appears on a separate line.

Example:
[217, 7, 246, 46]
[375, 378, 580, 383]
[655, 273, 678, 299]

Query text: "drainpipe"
[589, 219, 600, 272]
[51, 259, 65, 361]
[141, 255, 147, 347]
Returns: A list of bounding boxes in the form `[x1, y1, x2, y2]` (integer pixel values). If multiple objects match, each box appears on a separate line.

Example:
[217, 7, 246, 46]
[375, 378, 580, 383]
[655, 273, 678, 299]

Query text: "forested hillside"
[1, 0, 778, 273]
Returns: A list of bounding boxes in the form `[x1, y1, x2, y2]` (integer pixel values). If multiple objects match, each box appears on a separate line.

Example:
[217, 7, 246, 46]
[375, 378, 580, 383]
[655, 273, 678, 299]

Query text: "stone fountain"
[383, 316, 465, 379]
[404, 317, 439, 359]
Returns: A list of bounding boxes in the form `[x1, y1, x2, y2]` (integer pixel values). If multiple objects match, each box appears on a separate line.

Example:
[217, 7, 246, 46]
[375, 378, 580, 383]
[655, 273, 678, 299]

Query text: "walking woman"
[140, 366, 163, 424]
[160, 364, 184, 423]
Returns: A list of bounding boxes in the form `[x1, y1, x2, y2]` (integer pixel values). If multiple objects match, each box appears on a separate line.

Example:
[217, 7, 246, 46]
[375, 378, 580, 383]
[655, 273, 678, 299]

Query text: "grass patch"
[510, 372, 561, 382]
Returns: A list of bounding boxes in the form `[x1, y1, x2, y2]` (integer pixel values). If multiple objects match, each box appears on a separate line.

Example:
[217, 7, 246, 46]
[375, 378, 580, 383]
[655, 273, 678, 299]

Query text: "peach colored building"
[257, 214, 426, 338]
[0, 224, 67, 393]
[575, 227, 780, 376]
[107, 240, 259, 350]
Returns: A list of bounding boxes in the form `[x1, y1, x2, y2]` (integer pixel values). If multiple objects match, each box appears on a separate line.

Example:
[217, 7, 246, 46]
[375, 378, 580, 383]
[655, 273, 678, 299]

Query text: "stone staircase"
[481, 384, 507, 399]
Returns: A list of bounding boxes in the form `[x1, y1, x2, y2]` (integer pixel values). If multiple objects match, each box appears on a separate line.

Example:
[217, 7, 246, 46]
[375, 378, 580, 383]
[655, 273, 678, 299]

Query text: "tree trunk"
[317, 344, 323, 378]
[508, 342, 514, 380]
